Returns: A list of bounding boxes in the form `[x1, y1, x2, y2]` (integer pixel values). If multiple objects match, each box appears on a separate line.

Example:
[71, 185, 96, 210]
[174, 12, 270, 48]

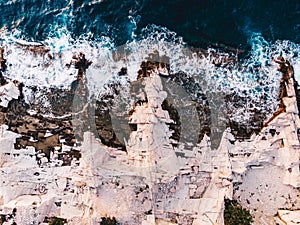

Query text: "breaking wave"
[0, 25, 299, 124]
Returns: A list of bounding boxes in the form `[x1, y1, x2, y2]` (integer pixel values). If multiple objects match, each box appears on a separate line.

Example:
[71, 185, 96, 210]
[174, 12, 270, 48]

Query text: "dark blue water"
[0, 0, 299, 50]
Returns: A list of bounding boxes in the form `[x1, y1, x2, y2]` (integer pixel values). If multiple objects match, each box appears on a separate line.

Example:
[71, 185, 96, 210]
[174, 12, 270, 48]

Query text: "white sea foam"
[0, 26, 299, 123]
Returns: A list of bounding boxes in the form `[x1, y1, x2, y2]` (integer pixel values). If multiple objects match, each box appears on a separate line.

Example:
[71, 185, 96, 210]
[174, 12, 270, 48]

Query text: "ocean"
[0, 0, 299, 124]
[1, 0, 299, 49]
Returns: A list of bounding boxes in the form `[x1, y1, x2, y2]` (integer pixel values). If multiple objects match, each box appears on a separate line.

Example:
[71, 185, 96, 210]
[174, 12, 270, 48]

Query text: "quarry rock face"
[0, 47, 299, 225]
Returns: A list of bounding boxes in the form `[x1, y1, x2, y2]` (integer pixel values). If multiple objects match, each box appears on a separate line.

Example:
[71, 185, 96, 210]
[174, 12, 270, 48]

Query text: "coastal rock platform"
[0, 44, 299, 225]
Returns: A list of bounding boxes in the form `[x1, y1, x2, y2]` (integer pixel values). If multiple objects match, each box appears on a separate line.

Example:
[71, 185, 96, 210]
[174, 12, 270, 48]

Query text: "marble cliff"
[0, 45, 300, 225]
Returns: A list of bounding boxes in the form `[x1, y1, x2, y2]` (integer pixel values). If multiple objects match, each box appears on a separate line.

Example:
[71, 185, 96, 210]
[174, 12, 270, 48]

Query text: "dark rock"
[118, 67, 127, 76]
[0, 71, 7, 85]
[16, 43, 50, 56]
[0, 47, 7, 71]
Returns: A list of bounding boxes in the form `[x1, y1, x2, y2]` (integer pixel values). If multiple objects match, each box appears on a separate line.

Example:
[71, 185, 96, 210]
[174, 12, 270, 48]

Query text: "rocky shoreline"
[0, 43, 299, 225]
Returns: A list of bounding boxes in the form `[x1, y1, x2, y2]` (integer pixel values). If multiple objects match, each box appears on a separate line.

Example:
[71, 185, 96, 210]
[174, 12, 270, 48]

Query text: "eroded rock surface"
[0, 45, 299, 225]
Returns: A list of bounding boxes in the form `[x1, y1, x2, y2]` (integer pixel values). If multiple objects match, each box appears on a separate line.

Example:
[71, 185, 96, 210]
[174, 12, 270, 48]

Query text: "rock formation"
[0, 45, 299, 225]
[229, 57, 300, 224]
